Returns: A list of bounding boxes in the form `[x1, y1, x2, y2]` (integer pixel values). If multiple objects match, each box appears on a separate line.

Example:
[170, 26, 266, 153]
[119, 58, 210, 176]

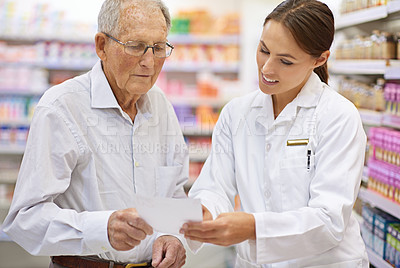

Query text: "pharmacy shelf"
[329, 60, 386, 75]
[335, 2, 400, 29]
[0, 89, 45, 95]
[164, 63, 239, 73]
[387, 0, 400, 13]
[358, 109, 383, 126]
[0, 200, 11, 210]
[382, 114, 400, 130]
[385, 61, 400, 80]
[0, 34, 94, 44]
[0, 177, 17, 184]
[358, 187, 400, 219]
[329, 60, 400, 78]
[362, 166, 369, 184]
[170, 96, 227, 108]
[0, 119, 31, 126]
[0, 146, 25, 155]
[168, 34, 239, 45]
[41, 62, 95, 71]
[366, 247, 393, 268]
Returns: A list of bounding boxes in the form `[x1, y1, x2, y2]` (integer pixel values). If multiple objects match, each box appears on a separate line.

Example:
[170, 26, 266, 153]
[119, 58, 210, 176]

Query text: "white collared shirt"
[2, 61, 188, 263]
[189, 72, 369, 267]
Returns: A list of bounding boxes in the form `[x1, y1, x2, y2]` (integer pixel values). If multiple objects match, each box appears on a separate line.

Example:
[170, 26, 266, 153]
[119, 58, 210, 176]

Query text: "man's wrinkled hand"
[107, 208, 153, 251]
[152, 235, 186, 268]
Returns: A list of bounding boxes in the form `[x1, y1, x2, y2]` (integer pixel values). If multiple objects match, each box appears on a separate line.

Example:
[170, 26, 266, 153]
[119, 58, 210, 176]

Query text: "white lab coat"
[188, 72, 369, 267]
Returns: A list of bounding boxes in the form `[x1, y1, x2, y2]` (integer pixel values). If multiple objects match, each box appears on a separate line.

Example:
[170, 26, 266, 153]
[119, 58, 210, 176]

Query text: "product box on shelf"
[374, 211, 400, 259]
[368, 127, 400, 204]
[361, 205, 377, 249]
[396, 226, 400, 268]
[386, 223, 400, 266]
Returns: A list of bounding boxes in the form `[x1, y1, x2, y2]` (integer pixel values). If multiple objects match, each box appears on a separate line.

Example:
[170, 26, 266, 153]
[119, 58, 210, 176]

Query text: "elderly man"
[2, 0, 188, 267]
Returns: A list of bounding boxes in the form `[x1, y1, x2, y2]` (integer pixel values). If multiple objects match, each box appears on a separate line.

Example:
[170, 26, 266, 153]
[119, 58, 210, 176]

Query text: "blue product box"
[386, 224, 400, 265]
[361, 220, 374, 249]
[395, 225, 400, 268]
[373, 212, 399, 260]
[361, 205, 375, 226]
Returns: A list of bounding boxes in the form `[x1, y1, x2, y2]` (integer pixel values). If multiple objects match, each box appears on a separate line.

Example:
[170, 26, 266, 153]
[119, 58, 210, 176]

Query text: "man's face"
[102, 5, 168, 99]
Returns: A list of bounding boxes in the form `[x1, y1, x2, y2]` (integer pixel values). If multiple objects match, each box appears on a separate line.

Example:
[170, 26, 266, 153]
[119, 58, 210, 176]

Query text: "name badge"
[286, 139, 309, 146]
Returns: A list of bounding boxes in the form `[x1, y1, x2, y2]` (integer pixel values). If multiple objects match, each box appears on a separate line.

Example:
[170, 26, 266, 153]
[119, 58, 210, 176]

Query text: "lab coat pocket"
[279, 155, 315, 210]
[155, 165, 183, 197]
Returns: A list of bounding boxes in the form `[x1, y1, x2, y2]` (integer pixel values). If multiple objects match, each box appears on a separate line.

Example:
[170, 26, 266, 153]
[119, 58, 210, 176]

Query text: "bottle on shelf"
[380, 32, 397, 60]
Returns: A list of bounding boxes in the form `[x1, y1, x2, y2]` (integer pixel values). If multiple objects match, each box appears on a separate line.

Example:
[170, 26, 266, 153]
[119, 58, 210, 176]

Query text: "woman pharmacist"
[180, 0, 369, 267]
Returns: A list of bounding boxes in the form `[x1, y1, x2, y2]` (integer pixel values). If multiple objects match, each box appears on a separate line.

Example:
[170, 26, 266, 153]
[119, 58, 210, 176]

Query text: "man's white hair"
[98, 0, 171, 36]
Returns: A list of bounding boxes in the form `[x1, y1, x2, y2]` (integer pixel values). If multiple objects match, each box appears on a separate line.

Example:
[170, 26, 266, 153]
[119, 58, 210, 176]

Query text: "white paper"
[132, 194, 202, 235]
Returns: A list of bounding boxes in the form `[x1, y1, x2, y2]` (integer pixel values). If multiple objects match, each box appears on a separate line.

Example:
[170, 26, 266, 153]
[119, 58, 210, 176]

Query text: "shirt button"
[265, 143, 271, 152]
[135, 161, 139, 167]
[101, 246, 107, 251]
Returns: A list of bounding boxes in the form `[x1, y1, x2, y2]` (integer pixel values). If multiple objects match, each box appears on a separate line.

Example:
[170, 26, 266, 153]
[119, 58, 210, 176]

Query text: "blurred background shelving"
[1, 0, 400, 267]
[331, 1, 400, 267]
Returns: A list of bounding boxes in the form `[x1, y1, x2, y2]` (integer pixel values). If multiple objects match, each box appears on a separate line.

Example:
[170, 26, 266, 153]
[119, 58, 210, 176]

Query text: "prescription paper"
[132, 194, 202, 235]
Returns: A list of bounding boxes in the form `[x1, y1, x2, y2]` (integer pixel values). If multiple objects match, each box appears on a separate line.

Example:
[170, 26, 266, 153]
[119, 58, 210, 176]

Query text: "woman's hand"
[202, 205, 212, 221]
[180, 211, 256, 247]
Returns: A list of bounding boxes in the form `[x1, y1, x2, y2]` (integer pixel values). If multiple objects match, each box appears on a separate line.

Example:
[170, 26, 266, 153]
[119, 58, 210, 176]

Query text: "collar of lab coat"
[90, 60, 153, 120]
[252, 71, 324, 127]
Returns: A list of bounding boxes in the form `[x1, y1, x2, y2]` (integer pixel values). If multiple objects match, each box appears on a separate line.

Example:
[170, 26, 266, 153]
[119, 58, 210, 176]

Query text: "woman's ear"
[314, 50, 330, 68]
[95, 33, 107, 61]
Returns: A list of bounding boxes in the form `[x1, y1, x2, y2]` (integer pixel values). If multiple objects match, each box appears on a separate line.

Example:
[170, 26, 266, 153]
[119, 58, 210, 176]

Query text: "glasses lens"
[124, 42, 173, 58]
[124, 42, 147, 56]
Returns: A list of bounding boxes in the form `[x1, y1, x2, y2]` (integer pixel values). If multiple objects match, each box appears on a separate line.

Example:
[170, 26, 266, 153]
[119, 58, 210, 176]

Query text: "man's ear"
[95, 32, 107, 61]
[314, 50, 330, 68]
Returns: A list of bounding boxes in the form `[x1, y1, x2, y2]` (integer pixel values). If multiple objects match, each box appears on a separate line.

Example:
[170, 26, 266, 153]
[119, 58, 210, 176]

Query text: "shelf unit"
[358, 109, 384, 126]
[366, 247, 394, 268]
[333, 2, 400, 267]
[329, 60, 400, 79]
[336, 1, 400, 29]
[0, 145, 25, 155]
[358, 188, 400, 219]
[163, 63, 239, 73]
[168, 34, 240, 45]
[358, 188, 400, 267]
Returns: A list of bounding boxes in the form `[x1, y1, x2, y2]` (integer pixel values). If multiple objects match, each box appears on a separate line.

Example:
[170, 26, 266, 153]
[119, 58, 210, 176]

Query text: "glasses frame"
[102, 32, 174, 58]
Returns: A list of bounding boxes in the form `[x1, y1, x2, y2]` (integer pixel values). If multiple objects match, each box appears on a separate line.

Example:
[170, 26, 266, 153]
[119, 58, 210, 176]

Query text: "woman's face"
[256, 20, 324, 100]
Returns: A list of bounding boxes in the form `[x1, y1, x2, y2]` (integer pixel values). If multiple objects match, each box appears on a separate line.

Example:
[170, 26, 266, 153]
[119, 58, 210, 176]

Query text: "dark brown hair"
[264, 0, 334, 84]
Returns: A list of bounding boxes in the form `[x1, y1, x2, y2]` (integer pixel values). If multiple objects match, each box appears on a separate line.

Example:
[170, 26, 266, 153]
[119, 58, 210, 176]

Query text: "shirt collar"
[294, 71, 324, 108]
[251, 71, 324, 127]
[251, 72, 324, 110]
[90, 60, 153, 118]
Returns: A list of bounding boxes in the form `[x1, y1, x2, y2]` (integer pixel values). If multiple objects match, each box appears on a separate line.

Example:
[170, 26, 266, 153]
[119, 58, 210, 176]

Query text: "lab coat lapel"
[252, 92, 274, 133]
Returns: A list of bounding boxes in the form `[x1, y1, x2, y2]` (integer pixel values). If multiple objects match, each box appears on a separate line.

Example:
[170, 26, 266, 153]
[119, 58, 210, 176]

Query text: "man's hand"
[152, 235, 186, 268]
[107, 208, 153, 251]
[180, 212, 255, 247]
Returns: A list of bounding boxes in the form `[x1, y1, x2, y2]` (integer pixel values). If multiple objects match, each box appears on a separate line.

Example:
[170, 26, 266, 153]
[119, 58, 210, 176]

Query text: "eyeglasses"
[102, 32, 174, 58]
